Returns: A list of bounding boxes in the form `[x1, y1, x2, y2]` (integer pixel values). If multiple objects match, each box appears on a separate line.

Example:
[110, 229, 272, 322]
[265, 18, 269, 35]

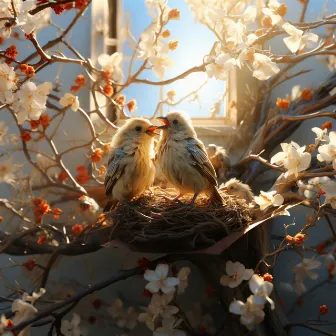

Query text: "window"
[91, 0, 239, 130]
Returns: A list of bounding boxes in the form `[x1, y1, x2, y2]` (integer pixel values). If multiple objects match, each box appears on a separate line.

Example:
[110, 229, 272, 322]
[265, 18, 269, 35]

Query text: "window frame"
[91, 0, 238, 128]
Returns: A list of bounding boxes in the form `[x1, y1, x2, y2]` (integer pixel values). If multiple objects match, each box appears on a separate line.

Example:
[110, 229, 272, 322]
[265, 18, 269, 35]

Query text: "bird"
[104, 118, 157, 212]
[220, 178, 254, 204]
[221, 178, 268, 257]
[156, 111, 222, 204]
[206, 144, 231, 183]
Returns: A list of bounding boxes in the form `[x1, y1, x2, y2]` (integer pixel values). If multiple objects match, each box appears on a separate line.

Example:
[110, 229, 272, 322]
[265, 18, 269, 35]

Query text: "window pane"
[122, 0, 226, 118]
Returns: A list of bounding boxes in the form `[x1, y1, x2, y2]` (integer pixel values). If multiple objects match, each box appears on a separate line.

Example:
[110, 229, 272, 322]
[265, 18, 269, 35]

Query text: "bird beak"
[146, 125, 159, 137]
[222, 187, 228, 192]
[156, 116, 170, 129]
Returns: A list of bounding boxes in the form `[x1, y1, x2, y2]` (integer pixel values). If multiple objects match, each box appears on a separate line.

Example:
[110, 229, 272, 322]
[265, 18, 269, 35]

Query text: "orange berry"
[19, 64, 28, 72]
[37, 235, 47, 245]
[316, 241, 327, 255]
[22, 259, 36, 271]
[39, 114, 50, 130]
[103, 84, 114, 97]
[115, 95, 125, 106]
[161, 29, 171, 38]
[301, 89, 312, 101]
[102, 69, 112, 81]
[30, 119, 40, 130]
[286, 235, 293, 243]
[246, 49, 255, 62]
[72, 224, 83, 235]
[75, 0, 87, 9]
[20, 131, 32, 142]
[276, 98, 289, 109]
[126, 99, 137, 112]
[74, 74, 86, 86]
[275, 3, 287, 16]
[5, 45, 18, 59]
[168, 8, 180, 20]
[26, 66, 35, 77]
[168, 40, 179, 50]
[263, 273, 273, 283]
[52, 208, 62, 220]
[71, 85, 80, 93]
[103, 144, 110, 153]
[322, 121, 332, 130]
[319, 305, 329, 315]
[293, 233, 305, 244]
[262, 16, 273, 28]
[57, 170, 69, 182]
[0, 216, 3, 222]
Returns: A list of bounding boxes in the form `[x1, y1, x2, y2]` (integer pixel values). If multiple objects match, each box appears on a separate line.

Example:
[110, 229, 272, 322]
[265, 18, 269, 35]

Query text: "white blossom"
[59, 93, 80, 112]
[312, 127, 329, 145]
[60, 313, 81, 336]
[206, 54, 237, 80]
[220, 261, 254, 288]
[108, 299, 138, 330]
[229, 295, 265, 330]
[270, 142, 311, 177]
[0, 314, 14, 336]
[252, 53, 280, 81]
[108, 298, 124, 319]
[153, 316, 186, 336]
[291, 84, 301, 100]
[0, 159, 17, 184]
[0, 63, 17, 93]
[293, 258, 321, 282]
[144, 264, 179, 294]
[0, 5, 12, 38]
[148, 55, 173, 79]
[249, 274, 274, 309]
[323, 180, 336, 209]
[324, 254, 336, 278]
[15, 81, 52, 124]
[98, 52, 124, 82]
[0, 121, 9, 145]
[282, 23, 318, 53]
[298, 176, 331, 199]
[317, 132, 336, 170]
[12, 299, 38, 336]
[22, 288, 46, 304]
[254, 190, 284, 211]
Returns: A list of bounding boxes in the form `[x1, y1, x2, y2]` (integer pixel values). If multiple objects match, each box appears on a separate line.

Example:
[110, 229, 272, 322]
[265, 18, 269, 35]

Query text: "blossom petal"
[144, 270, 160, 282]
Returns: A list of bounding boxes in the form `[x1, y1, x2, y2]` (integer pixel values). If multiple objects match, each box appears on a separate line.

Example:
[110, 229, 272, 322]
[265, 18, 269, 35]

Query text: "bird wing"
[104, 148, 127, 196]
[186, 138, 218, 186]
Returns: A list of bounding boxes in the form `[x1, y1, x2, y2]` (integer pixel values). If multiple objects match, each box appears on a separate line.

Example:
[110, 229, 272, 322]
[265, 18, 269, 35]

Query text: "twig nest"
[105, 187, 251, 253]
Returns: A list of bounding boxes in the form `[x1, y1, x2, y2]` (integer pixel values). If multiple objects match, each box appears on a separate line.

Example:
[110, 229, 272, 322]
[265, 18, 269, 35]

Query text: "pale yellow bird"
[104, 118, 157, 212]
[206, 144, 231, 183]
[156, 112, 222, 204]
[220, 178, 254, 203]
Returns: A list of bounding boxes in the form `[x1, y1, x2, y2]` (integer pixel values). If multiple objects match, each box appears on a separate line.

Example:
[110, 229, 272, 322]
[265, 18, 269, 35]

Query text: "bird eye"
[230, 186, 233, 190]
[135, 126, 142, 132]
[173, 119, 178, 125]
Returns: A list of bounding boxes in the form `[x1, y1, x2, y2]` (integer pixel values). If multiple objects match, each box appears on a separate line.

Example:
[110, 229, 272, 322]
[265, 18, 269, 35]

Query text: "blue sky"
[122, 0, 226, 118]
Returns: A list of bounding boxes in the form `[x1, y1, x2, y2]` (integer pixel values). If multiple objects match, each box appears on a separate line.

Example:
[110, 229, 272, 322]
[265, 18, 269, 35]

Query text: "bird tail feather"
[103, 199, 118, 212]
[211, 186, 223, 204]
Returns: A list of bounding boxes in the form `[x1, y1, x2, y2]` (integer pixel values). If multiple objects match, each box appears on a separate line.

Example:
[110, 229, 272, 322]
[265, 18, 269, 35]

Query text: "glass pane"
[121, 0, 226, 118]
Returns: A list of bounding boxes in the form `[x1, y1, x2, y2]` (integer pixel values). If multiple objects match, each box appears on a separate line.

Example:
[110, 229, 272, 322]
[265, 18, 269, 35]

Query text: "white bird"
[220, 178, 254, 203]
[156, 111, 222, 204]
[104, 118, 157, 212]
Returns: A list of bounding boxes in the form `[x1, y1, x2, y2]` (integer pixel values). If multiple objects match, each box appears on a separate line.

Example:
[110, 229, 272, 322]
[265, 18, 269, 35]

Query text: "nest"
[104, 187, 251, 253]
